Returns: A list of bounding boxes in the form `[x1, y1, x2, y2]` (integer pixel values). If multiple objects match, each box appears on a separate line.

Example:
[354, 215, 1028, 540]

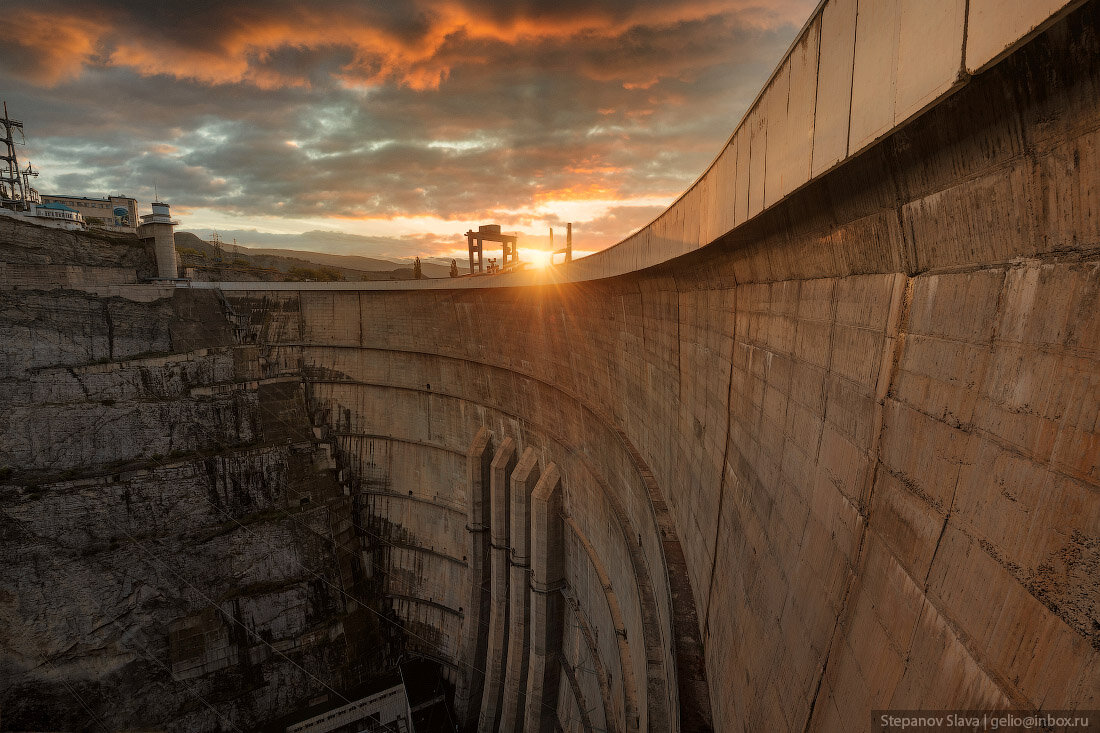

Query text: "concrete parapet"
[524, 462, 564, 733]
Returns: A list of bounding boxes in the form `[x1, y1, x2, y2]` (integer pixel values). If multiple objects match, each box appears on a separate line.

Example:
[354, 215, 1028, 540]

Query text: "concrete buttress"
[455, 426, 494, 728]
[499, 447, 541, 732]
[524, 462, 564, 733]
[478, 436, 517, 732]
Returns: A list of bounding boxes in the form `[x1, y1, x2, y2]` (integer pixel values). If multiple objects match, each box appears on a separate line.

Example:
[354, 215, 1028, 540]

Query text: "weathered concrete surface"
[285, 338, 679, 732]
[214, 7, 1100, 730]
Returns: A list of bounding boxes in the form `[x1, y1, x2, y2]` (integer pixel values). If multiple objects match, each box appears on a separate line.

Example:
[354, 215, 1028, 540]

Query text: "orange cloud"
[7, 10, 110, 85]
[9, 0, 812, 90]
[564, 159, 623, 176]
[533, 183, 619, 204]
[5, 0, 818, 255]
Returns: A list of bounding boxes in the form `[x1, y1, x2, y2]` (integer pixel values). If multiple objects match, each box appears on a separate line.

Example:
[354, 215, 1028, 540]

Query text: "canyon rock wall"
[0, 239, 397, 729]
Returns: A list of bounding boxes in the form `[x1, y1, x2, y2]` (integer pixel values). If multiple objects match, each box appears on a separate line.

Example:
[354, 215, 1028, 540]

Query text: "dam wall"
[225, 288, 684, 731]
[216, 4, 1100, 730]
[1, 0, 1097, 730]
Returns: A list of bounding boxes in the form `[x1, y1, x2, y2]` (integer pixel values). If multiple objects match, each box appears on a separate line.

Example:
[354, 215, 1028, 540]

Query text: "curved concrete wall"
[230, 318, 687, 731]
[205, 3, 1099, 730]
[201, 0, 1082, 291]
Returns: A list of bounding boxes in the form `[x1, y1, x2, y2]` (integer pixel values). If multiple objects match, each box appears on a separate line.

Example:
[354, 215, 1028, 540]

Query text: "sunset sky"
[2, 0, 816, 262]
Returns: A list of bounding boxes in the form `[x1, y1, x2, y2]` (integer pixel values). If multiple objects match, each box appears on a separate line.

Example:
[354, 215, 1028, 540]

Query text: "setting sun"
[526, 248, 554, 268]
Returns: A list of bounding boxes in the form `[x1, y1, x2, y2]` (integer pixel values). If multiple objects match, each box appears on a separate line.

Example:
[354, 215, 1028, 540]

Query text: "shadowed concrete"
[501, 447, 540, 732]
[456, 427, 494, 727]
[479, 437, 517, 731]
[525, 463, 565, 733]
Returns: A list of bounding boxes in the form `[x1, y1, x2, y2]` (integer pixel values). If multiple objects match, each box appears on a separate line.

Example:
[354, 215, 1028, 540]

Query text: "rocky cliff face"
[0, 223, 398, 730]
[0, 217, 155, 273]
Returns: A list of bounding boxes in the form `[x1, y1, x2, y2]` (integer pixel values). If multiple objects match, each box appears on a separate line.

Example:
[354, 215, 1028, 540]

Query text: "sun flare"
[527, 248, 554, 268]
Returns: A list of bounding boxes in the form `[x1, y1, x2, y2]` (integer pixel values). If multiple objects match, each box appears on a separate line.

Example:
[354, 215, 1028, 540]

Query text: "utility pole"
[550, 223, 573, 265]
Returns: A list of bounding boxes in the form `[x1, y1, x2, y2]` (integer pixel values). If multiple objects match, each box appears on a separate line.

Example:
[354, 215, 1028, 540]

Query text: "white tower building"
[138, 201, 180, 279]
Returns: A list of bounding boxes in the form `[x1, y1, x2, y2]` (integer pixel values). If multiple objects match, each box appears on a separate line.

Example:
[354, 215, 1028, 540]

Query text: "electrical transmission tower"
[1, 101, 40, 210]
[211, 230, 225, 263]
[0, 100, 40, 210]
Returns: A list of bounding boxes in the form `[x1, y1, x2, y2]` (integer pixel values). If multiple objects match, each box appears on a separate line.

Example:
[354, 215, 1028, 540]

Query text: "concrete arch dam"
[1, 0, 1097, 731]
[204, 1, 1100, 730]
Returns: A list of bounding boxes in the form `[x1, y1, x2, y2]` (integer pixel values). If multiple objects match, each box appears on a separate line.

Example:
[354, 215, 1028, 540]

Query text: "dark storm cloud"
[2, 0, 815, 254]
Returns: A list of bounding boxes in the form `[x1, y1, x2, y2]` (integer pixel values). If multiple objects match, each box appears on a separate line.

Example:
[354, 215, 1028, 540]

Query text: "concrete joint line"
[703, 283, 739, 637]
[803, 272, 914, 733]
[530, 580, 566, 595]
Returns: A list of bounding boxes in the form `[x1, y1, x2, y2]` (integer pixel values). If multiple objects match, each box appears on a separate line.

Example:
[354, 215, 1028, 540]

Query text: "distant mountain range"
[176, 232, 465, 280]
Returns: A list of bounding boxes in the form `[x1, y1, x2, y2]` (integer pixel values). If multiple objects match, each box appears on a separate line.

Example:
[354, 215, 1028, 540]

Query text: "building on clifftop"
[30, 201, 86, 230]
[39, 193, 139, 232]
